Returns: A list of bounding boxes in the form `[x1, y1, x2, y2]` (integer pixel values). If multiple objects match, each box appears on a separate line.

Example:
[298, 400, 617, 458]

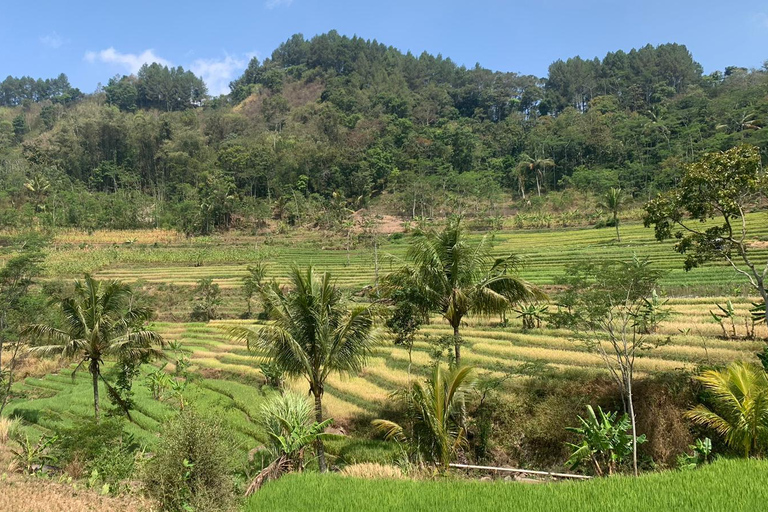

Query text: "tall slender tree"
[599, 187, 626, 242]
[518, 154, 555, 197]
[386, 218, 542, 365]
[25, 275, 163, 422]
[228, 266, 379, 472]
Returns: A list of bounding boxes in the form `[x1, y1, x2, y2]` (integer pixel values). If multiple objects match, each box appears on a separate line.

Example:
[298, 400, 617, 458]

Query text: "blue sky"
[3, 0, 768, 95]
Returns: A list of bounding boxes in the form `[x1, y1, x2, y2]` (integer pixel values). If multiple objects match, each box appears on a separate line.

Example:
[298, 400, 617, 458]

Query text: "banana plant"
[566, 405, 646, 476]
[710, 300, 737, 338]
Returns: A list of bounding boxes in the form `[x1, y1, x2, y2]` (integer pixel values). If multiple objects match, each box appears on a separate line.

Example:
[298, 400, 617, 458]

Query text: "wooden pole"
[449, 463, 592, 480]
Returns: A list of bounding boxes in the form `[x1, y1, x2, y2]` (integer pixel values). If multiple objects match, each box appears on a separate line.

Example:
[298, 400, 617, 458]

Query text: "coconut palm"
[518, 154, 555, 197]
[686, 362, 768, 458]
[24, 274, 163, 422]
[372, 364, 473, 470]
[386, 217, 543, 365]
[228, 266, 378, 472]
[598, 187, 626, 242]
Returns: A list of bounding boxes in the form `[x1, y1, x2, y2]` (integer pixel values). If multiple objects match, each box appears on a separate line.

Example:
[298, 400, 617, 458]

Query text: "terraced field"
[5, 215, 768, 462]
[38, 213, 768, 297]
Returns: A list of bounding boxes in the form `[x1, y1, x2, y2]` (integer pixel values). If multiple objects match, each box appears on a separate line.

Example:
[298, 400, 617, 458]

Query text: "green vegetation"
[385, 218, 541, 364]
[24, 275, 164, 421]
[372, 365, 473, 470]
[686, 362, 768, 457]
[227, 266, 379, 471]
[245, 458, 768, 512]
[1, 33, 768, 506]
[142, 410, 236, 512]
[2, 33, 768, 236]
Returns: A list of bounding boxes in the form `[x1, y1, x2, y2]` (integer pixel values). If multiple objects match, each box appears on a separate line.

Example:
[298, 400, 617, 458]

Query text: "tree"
[25, 275, 164, 422]
[517, 154, 555, 197]
[227, 267, 379, 472]
[385, 286, 427, 379]
[0, 244, 45, 414]
[386, 217, 542, 365]
[598, 187, 626, 242]
[191, 278, 221, 322]
[558, 256, 665, 476]
[372, 365, 473, 470]
[242, 262, 267, 318]
[644, 145, 768, 326]
[686, 362, 768, 458]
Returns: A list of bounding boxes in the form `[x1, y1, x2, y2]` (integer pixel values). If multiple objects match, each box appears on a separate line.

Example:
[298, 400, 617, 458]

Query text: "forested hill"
[1, 30, 767, 234]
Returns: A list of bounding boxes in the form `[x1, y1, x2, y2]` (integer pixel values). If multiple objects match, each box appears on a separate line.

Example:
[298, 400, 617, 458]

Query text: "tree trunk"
[453, 325, 461, 366]
[627, 374, 638, 477]
[407, 348, 413, 381]
[91, 360, 100, 423]
[614, 212, 621, 242]
[0, 339, 19, 415]
[313, 391, 327, 472]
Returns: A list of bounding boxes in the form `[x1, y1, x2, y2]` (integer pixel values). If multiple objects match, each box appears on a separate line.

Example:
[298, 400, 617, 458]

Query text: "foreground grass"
[246, 459, 767, 512]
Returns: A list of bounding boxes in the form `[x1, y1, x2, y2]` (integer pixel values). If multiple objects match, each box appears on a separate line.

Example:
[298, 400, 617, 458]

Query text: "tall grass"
[246, 458, 768, 512]
[0, 416, 21, 444]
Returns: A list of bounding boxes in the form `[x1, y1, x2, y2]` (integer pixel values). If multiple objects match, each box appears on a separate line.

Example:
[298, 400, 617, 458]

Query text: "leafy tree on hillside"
[644, 145, 768, 326]
[227, 267, 379, 472]
[25, 275, 164, 422]
[517, 154, 555, 197]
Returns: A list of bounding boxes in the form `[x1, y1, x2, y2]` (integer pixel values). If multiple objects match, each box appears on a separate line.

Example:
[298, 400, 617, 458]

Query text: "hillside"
[0, 32, 767, 235]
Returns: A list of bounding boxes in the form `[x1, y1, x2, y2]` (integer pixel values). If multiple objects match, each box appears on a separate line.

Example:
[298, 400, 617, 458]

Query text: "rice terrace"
[2, 9, 768, 512]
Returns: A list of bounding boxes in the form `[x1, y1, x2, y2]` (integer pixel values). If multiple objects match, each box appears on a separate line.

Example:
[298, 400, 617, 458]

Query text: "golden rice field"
[148, 295, 764, 423]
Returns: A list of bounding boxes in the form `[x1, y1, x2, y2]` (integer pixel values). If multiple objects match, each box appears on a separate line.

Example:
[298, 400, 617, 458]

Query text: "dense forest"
[1, 30, 767, 233]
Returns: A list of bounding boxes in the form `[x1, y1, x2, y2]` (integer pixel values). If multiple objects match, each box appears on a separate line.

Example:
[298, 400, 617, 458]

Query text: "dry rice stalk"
[245, 455, 294, 496]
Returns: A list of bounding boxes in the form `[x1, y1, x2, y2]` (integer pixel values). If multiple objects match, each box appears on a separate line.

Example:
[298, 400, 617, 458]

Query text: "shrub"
[190, 278, 221, 322]
[55, 418, 138, 487]
[142, 410, 236, 512]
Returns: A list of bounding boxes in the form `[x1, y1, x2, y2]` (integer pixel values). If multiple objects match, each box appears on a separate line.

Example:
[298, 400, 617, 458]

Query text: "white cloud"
[84, 47, 171, 74]
[265, 0, 293, 9]
[191, 55, 247, 96]
[40, 32, 66, 49]
[84, 46, 251, 97]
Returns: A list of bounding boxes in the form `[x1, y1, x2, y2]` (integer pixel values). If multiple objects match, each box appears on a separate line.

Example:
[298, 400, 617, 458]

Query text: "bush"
[55, 418, 137, 487]
[142, 410, 236, 512]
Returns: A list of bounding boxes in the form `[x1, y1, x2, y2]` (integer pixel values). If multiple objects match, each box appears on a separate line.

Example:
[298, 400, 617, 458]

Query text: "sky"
[3, 0, 768, 96]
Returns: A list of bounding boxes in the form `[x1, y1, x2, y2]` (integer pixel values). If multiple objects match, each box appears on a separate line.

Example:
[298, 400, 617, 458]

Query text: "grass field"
[32, 212, 768, 298]
[245, 458, 768, 512]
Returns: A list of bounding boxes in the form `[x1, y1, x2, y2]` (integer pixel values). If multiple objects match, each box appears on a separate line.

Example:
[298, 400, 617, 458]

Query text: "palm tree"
[598, 187, 626, 242]
[228, 266, 379, 472]
[386, 218, 542, 365]
[24, 275, 164, 422]
[372, 365, 473, 470]
[518, 154, 555, 197]
[686, 362, 768, 458]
